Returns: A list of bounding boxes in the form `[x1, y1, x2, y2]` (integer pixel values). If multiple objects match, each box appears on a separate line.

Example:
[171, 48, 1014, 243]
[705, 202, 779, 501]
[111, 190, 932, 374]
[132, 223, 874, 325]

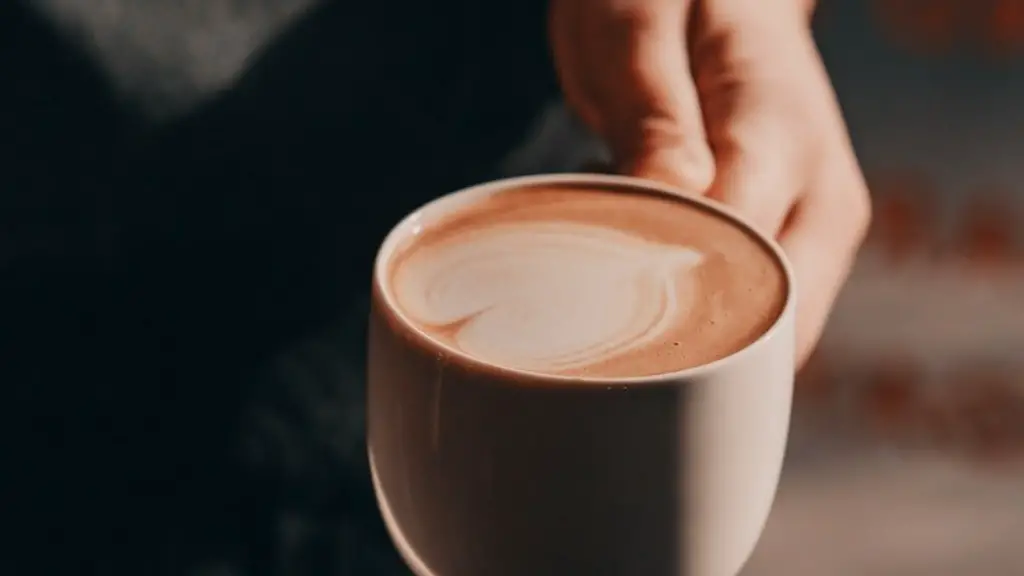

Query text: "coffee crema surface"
[388, 184, 787, 378]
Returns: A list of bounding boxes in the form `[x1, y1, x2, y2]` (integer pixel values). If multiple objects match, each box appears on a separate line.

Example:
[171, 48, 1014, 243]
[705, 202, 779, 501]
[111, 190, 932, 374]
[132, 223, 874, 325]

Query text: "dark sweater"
[2, 1, 555, 574]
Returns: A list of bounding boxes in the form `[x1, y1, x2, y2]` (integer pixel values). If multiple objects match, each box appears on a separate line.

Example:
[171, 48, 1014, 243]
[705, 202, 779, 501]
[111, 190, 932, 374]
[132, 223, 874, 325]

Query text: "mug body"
[367, 174, 795, 576]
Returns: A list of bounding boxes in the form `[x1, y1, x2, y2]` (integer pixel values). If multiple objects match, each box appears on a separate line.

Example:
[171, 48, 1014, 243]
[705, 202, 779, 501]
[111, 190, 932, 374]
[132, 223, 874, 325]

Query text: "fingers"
[609, 3, 714, 192]
[557, 0, 715, 193]
[706, 102, 804, 236]
[696, 18, 812, 236]
[779, 165, 871, 367]
[608, 1, 715, 192]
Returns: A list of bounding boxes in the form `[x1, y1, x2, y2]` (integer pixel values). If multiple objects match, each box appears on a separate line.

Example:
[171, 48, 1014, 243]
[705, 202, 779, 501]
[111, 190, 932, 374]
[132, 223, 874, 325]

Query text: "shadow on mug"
[371, 360, 682, 575]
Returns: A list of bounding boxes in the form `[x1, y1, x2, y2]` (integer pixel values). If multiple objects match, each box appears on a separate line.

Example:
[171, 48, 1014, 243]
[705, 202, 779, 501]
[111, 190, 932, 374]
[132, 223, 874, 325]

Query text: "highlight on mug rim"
[372, 173, 797, 387]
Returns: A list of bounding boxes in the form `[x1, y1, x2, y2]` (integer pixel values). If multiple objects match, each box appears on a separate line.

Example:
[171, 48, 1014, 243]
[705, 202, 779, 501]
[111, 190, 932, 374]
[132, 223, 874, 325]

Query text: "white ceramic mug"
[367, 174, 795, 576]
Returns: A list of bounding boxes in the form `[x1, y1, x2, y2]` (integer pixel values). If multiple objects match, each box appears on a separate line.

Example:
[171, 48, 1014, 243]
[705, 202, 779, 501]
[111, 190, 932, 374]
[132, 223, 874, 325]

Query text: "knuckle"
[846, 172, 873, 246]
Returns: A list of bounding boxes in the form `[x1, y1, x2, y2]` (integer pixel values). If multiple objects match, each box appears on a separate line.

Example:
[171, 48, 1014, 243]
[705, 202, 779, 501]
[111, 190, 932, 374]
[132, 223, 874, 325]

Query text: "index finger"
[585, 0, 715, 192]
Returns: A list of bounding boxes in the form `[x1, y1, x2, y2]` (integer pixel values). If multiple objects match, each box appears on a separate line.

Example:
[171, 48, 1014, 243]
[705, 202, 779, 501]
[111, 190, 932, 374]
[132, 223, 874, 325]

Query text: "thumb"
[592, 1, 715, 193]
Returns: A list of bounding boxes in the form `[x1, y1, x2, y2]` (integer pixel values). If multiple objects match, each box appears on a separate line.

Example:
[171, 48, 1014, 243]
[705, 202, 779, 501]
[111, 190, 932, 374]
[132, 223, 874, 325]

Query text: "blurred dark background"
[2, 0, 1024, 574]
[3, 1, 552, 574]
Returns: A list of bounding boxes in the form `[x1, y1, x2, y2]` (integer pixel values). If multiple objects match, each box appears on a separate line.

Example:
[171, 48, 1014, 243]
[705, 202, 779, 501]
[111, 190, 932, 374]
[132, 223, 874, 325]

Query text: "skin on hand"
[550, 0, 871, 367]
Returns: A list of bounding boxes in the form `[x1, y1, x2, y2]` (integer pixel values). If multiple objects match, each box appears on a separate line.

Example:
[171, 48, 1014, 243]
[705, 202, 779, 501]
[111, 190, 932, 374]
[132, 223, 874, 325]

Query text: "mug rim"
[372, 173, 796, 387]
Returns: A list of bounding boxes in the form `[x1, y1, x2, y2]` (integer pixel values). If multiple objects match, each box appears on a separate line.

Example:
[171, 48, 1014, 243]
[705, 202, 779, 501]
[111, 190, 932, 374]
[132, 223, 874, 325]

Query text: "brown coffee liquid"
[388, 183, 787, 378]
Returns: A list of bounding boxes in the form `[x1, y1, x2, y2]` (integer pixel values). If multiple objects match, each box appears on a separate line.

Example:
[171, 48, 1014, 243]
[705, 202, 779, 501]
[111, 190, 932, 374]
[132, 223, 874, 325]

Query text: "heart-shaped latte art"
[393, 221, 705, 374]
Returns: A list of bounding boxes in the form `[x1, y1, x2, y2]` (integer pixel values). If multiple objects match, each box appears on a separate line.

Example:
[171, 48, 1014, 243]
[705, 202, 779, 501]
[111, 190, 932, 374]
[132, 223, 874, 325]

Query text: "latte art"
[386, 184, 787, 378]
[393, 221, 706, 374]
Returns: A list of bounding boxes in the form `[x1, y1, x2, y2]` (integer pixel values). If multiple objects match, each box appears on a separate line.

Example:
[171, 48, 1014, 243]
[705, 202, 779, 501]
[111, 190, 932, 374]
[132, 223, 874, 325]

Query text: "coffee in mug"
[368, 174, 795, 576]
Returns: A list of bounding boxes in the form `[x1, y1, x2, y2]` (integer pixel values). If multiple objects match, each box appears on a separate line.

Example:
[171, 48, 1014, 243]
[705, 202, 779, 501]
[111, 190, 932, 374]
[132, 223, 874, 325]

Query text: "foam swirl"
[392, 221, 705, 374]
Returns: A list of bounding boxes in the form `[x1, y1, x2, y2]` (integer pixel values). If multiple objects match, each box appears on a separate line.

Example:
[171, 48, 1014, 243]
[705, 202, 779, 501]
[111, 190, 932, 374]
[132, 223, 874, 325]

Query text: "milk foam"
[387, 184, 788, 377]
[392, 220, 705, 375]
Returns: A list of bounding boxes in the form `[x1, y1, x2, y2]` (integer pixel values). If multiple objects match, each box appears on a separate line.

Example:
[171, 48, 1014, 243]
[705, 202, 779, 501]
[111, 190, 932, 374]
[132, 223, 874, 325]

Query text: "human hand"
[550, 0, 871, 367]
